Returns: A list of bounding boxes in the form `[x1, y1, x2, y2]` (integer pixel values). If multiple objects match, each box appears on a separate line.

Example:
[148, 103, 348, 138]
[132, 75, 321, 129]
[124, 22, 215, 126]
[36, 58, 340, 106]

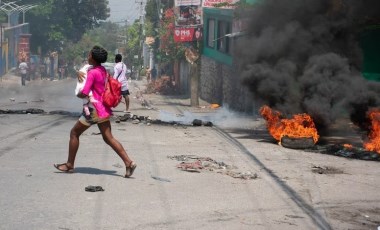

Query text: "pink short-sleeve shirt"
[82, 66, 112, 118]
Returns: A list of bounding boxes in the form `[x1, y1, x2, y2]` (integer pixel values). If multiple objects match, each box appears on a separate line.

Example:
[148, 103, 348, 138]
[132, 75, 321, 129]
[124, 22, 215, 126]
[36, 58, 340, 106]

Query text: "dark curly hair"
[90, 45, 108, 64]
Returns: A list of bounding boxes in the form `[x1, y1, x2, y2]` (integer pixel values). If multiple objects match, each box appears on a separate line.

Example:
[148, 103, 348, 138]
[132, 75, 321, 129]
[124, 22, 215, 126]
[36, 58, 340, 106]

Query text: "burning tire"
[280, 136, 315, 149]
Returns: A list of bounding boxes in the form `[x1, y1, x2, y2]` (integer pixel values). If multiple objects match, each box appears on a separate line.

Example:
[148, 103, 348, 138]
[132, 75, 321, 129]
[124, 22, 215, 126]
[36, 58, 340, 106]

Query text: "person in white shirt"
[113, 54, 130, 113]
[18, 59, 28, 86]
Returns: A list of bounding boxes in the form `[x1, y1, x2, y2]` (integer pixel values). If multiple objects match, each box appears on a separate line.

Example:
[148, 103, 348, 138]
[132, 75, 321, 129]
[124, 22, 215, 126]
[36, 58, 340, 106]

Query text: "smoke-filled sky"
[108, 0, 141, 23]
[237, 0, 380, 129]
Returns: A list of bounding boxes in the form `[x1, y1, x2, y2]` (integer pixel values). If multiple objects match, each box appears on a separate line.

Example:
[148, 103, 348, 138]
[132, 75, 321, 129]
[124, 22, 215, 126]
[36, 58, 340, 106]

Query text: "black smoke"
[236, 0, 380, 130]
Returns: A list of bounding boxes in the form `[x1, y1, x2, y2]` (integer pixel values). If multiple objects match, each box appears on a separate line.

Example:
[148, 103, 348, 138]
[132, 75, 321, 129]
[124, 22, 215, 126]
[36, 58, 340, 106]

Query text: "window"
[217, 20, 231, 54]
[207, 19, 215, 48]
[203, 8, 234, 65]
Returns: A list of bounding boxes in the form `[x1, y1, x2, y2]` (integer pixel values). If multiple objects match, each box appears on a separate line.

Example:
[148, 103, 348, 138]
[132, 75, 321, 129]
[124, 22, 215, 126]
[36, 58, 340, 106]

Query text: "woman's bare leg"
[98, 120, 133, 167]
[55, 121, 89, 171]
[66, 121, 89, 168]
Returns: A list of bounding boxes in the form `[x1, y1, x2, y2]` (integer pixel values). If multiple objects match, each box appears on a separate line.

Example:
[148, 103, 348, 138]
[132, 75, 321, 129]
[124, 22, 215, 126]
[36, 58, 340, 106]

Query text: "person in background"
[151, 66, 157, 83]
[145, 66, 151, 82]
[54, 46, 136, 178]
[114, 54, 130, 113]
[18, 59, 28, 86]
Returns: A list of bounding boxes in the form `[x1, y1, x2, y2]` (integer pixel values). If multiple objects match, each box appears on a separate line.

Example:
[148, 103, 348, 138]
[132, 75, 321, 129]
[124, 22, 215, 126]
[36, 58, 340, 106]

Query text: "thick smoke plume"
[237, 0, 380, 129]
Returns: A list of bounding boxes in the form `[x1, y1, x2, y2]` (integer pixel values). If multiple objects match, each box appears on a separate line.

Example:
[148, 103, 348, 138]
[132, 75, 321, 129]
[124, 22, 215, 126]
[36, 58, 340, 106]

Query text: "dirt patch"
[328, 207, 380, 229]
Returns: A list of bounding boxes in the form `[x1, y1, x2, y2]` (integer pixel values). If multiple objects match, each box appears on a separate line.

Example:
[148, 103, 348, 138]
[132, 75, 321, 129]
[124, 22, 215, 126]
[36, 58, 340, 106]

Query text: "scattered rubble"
[307, 144, 380, 161]
[85, 185, 104, 192]
[145, 76, 178, 95]
[168, 155, 258, 180]
[0, 108, 45, 114]
[311, 165, 344, 175]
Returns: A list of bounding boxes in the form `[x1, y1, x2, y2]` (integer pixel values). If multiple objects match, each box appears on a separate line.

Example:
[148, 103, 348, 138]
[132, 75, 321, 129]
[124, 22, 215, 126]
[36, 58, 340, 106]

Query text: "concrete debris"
[49, 110, 81, 117]
[223, 171, 258, 180]
[0, 108, 45, 114]
[177, 160, 203, 172]
[311, 165, 344, 174]
[192, 119, 213, 127]
[192, 119, 202, 126]
[307, 144, 380, 161]
[168, 155, 257, 180]
[85, 185, 104, 192]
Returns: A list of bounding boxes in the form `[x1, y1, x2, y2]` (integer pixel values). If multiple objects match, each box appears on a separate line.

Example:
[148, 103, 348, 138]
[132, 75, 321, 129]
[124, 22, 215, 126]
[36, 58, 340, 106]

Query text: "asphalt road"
[0, 74, 379, 230]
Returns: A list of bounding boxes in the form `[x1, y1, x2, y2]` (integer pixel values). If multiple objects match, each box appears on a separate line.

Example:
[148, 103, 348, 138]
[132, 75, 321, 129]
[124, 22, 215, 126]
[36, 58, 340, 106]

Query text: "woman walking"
[54, 45, 136, 177]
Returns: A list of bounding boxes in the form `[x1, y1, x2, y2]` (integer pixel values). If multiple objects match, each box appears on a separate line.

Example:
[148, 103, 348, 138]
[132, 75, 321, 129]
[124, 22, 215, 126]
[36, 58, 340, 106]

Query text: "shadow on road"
[66, 167, 121, 177]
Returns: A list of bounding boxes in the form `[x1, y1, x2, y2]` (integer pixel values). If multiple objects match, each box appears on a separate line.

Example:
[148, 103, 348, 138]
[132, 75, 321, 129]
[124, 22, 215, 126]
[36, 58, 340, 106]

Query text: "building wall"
[0, 23, 30, 76]
[360, 26, 380, 81]
[200, 55, 255, 112]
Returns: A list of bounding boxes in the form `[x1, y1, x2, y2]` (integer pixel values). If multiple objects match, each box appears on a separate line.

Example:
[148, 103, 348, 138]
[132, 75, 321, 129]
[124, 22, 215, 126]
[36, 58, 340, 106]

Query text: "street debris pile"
[311, 165, 344, 175]
[116, 112, 153, 125]
[306, 144, 380, 162]
[168, 155, 258, 180]
[0, 108, 45, 114]
[0, 108, 82, 117]
[145, 76, 177, 95]
[116, 112, 213, 127]
[84, 185, 104, 192]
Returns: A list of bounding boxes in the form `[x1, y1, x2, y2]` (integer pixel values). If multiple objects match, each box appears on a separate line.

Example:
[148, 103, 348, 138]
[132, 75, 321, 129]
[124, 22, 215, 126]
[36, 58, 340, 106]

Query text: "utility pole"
[185, 47, 200, 106]
[135, 0, 144, 80]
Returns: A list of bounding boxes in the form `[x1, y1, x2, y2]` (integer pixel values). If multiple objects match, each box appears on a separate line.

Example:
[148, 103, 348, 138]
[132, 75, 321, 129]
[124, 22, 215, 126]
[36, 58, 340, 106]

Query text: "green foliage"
[17, 0, 110, 54]
[157, 8, 187, 64]
[125, 22, 143, 69]
[145, 0, 160, 27]
[60, 22, 122, 67]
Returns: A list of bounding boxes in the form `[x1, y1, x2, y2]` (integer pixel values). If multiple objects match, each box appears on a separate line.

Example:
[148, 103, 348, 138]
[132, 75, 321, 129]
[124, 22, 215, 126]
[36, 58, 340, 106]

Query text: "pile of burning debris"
[168, 155, 258, 180]
[260, 105, 380, 162]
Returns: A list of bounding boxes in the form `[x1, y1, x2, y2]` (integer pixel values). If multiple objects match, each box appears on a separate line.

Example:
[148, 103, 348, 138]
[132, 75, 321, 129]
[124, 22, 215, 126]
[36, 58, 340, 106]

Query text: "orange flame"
[363, 108, 380, 154]
[260, 105, 319, 143]
[343, 144, 353, 149]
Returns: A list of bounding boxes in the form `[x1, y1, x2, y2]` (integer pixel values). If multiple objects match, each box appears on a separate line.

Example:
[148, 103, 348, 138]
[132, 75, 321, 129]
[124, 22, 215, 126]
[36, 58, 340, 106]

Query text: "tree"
[157, 8, 186, 64]
[125, 21, 144, 73]
[18, 0, 110, 54]
[60, 21, 121, 69]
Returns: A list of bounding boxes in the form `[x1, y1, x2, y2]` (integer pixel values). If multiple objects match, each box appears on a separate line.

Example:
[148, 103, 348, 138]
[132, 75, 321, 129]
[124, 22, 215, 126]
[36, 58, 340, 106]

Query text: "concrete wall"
[0, 23, 30, 76]
[200, 55, 256, 113]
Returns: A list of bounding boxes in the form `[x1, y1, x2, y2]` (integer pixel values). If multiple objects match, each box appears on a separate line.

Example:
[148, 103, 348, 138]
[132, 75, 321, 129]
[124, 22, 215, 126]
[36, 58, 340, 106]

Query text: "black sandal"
[125, 162, 137, 178]
[54, 163, 74, 173]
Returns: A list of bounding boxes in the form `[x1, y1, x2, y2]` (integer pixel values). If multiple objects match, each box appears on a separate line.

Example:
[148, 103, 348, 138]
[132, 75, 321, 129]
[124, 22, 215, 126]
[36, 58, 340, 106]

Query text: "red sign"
[174, 27, 203, 42]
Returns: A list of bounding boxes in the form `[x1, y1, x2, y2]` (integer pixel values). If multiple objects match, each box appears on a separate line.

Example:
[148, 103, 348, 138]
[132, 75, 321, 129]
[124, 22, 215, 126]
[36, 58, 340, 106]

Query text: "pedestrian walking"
[54, 46, 136, 177]
[113, 54, 130, 113]
[18, 59, 28, 86]
[151, 66, 157, 83]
